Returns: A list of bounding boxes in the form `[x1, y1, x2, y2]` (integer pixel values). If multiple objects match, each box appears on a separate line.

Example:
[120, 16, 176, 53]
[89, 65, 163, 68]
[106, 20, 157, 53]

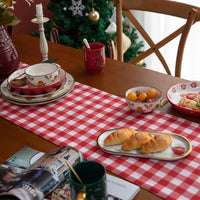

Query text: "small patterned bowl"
[125, 86, 162, 113]
[25, 63, 59, 87]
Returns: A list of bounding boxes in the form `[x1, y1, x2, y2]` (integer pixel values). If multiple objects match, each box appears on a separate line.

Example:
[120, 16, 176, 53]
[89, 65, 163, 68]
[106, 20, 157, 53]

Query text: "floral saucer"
[7, 67, 66, 95]
[0, 73, 74, 105]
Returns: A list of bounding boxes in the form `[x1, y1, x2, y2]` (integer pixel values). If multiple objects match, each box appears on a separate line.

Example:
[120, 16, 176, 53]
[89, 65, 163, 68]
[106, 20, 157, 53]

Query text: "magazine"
[0, 146, 83, 200]
[0, 146, 140, 200]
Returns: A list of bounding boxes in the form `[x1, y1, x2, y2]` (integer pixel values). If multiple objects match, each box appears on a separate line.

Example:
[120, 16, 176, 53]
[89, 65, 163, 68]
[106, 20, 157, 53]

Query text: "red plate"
[7, 67, 66, 95]
[167, 81, 200, 116]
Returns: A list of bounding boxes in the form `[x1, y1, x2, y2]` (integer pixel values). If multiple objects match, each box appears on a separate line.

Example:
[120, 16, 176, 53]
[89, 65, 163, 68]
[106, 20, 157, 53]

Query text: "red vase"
[0, 25, 19, 82]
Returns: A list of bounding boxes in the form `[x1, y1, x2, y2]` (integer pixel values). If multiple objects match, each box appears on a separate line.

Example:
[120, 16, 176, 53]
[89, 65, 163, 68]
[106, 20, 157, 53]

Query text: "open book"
[0, 146, 140, 200]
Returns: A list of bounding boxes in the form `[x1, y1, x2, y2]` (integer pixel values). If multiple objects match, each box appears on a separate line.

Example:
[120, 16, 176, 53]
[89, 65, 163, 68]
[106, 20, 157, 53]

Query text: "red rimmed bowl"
[7, 67, 66, 95]
[167, 81, 200, 116]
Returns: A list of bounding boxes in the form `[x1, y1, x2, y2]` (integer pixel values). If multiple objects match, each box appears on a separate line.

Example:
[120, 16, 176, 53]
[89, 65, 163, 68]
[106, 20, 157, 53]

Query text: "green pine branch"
[32, 0, 144, 64]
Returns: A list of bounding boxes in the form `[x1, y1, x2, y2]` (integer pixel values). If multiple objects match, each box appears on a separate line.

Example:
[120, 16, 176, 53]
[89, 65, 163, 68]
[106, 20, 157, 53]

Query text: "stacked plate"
[0, 67, 74, 105]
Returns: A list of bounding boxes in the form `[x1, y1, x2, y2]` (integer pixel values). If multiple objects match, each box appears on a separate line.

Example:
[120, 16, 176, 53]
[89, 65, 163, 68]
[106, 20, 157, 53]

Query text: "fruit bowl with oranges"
[125, 86, 162, 113]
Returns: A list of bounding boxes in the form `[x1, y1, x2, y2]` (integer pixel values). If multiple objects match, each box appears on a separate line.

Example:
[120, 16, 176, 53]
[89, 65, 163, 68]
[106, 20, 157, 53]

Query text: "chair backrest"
[114, 0, 200, 77]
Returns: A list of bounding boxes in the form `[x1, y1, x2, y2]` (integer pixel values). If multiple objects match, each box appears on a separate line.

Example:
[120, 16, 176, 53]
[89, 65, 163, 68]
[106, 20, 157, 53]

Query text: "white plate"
[0, 73, 74, 105]
[97, 129, 192, 161]
[167, 81, 200, 116]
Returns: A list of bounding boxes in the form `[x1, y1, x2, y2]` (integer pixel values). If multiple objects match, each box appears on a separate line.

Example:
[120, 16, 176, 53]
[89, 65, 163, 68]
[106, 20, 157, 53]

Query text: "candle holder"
[31, 17, 49, 62]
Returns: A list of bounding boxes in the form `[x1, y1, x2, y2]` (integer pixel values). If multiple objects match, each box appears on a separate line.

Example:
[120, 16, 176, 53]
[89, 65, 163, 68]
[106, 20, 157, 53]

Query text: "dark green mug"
[69, 161, 107, 200]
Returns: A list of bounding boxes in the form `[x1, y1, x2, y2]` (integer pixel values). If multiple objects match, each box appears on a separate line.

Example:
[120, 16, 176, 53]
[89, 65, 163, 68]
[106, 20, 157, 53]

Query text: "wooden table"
[1, 34, 199, 200]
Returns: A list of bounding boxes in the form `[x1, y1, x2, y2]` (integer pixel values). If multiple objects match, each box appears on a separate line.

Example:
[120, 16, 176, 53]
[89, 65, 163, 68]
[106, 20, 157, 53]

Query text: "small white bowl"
[125, 86, 162, 113]
[25, 63, 59, 87]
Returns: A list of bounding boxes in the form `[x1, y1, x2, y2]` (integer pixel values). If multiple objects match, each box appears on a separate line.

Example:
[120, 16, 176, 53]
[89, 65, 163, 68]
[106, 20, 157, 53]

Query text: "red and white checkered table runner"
[1, 63, 200, 200]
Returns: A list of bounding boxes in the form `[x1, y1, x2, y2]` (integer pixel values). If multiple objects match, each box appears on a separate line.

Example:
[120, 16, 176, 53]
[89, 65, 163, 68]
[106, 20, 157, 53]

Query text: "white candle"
[36, 3, 43, 17]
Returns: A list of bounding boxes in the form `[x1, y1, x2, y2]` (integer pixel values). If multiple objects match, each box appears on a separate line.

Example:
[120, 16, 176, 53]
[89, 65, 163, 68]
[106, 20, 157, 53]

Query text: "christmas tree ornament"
[50, 27, 59, 43]
[106, 21, 131, 60]
[88, 6, 100, 22]
[105, 21, 116, 34]
[68, 0, 85, 16]
[107, 40, 116, 59]
[1, 0, 13, 7]
[136, 59, 145, 66]
[106, 21, 117, 59]
[136, 54, 145, 66]
[42, 0, 144, 63]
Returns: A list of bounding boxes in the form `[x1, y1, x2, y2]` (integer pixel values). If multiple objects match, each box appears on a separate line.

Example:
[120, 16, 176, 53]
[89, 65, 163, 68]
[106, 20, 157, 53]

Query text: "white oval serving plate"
[97, 129, 192, 161]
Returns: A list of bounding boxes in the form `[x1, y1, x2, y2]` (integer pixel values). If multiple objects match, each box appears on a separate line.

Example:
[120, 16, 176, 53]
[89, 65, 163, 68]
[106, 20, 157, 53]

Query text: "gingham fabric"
[1, 63, 200, 200]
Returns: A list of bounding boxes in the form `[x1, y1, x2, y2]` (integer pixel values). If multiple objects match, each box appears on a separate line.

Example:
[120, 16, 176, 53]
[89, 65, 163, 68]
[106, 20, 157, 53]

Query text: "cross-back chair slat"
[114, 0, 200, 77]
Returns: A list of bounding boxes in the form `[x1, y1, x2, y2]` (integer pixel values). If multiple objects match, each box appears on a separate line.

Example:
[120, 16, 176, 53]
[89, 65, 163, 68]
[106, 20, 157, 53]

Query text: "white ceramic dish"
[167, 81, 200, 116]
[7, 67, 66, 95]
[25, 63, 59, 87]
[97, 129, 192, 161]
[125, 86, 162, 113]
[1, 73, 74, 105]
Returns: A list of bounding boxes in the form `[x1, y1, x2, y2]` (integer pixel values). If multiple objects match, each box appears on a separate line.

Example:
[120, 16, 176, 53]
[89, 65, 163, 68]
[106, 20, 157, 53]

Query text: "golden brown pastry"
[122, 131, 154, 151]
[104, 128, 136, 146]
[140, 134, 173, 153]
[10, 77, 27, 86]
[178, 97, 199, 110]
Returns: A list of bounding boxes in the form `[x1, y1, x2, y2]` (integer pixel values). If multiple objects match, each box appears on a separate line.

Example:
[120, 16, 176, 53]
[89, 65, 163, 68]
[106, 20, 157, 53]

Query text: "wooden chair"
[114, 0, 200, 77]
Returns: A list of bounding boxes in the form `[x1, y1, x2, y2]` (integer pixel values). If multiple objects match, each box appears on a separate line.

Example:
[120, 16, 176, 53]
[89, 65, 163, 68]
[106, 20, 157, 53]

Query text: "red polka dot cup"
[83, 43, 105, 73]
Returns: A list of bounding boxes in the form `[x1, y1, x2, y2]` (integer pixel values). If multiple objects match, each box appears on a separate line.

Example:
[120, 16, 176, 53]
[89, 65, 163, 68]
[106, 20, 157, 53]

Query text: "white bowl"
[25, 63, 59, 87]
[125, 86, 162, 113]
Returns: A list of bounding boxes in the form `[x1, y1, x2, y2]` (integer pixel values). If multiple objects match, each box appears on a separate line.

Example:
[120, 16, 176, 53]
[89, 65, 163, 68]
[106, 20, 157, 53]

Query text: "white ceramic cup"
[25, 63, 59, 87]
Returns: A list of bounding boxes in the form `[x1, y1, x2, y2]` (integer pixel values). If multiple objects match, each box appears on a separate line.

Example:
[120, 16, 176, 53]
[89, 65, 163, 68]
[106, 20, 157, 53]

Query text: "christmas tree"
[38, 0, 144, 63]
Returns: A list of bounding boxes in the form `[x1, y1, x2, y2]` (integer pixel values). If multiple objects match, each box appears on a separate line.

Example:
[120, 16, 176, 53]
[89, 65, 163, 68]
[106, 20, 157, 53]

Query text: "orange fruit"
[127, 92, 137, 101]
[138, 93, 148, 102]
[147, 89, 157, 99]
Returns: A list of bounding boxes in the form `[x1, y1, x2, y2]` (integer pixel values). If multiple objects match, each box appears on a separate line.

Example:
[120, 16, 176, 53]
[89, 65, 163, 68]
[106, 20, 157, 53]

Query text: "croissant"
[104, 128, 136, 146]
[122, 131, 154, 151]
[140, 134, 173, 153]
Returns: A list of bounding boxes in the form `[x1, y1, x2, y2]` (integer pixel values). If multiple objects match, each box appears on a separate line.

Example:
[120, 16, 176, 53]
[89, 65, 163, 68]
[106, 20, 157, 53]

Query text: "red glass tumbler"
[83, 43, 105, 73]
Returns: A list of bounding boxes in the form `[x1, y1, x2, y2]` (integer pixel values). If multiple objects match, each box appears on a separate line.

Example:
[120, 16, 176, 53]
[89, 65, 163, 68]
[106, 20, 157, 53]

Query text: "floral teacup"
[25, 63, 59, 87]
